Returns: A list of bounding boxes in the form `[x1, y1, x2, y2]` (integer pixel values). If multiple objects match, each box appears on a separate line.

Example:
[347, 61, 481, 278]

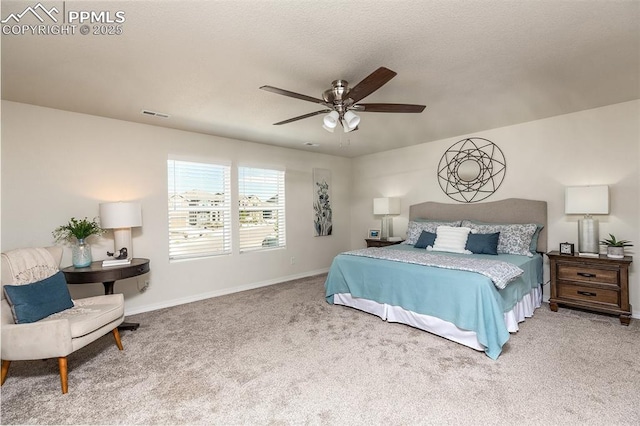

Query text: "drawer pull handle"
[577, 291, 597, 297]
[577, 272, 596, 278]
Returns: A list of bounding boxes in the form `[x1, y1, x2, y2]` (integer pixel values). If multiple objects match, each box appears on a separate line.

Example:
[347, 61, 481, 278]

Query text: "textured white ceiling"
[2, 0, 639, 157]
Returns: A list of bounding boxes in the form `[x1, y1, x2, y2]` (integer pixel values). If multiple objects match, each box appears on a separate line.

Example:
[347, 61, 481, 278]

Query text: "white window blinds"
[238, 167, 286, 252]
[168, 160, 231, 260]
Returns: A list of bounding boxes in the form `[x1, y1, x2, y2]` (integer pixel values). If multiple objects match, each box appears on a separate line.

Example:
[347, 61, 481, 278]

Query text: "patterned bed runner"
[343, 248, 523, 289]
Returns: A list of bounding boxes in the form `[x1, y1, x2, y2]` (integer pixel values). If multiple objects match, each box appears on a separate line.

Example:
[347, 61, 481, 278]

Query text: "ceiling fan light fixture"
[322, 124, 335, 133]
[343, 122, 357, 133]
[343, 110, 360, 129]
[323, 111, 339, 128]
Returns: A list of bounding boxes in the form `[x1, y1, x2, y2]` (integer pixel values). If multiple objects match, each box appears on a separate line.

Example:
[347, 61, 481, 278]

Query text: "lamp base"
[112, 228, 133, 259]
[380, 216, 394, 241]
[578, 252, 600, 258]
[577, 217, 599, 255]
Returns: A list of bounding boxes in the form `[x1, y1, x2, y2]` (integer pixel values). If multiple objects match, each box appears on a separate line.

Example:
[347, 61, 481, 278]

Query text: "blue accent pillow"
[414, 231, 436, 249]
[466, 232, 500, 255]
[3, 271, 74, 324]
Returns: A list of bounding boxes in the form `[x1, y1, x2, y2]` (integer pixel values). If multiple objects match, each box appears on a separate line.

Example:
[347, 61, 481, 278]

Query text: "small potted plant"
[600, 234, 633, 259]
[53, 217, 104, 267]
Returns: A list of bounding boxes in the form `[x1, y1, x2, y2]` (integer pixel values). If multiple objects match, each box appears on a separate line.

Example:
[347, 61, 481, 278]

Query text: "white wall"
[3, 100, 639, 319]
[351, 100, 640, 315]
[1, 101, 352, 315]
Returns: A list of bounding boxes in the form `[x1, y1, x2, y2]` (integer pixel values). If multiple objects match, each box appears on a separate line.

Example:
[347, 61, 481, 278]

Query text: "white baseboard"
[124, 267, 330, 317]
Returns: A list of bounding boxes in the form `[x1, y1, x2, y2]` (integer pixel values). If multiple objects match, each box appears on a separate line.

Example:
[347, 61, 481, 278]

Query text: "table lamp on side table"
[565, 185, 609, 257]
[374, 197, 400, 241]
[99, 201, 142, 260]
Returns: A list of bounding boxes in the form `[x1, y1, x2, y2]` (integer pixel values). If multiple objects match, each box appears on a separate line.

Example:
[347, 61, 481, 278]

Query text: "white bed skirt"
[333, 286, 542, 352]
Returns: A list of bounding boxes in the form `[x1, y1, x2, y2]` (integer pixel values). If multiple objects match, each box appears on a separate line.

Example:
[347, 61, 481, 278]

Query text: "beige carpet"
[1, 274, 639, 425]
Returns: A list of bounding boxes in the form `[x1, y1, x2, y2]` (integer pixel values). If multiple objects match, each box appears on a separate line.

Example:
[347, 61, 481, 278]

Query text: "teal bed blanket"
[325, 245, 543, 359]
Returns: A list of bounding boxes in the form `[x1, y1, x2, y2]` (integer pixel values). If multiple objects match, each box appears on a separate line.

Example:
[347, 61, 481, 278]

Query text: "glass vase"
[72, 239, 92, 267]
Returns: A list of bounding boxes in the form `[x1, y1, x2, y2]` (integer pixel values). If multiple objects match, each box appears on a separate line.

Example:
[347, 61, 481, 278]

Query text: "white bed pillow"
[403, 220, 462, 245]
[427, 226, 473, 254]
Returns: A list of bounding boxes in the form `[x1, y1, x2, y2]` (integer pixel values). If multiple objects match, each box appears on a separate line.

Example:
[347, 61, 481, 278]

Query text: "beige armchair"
[1, 246, 125, 394]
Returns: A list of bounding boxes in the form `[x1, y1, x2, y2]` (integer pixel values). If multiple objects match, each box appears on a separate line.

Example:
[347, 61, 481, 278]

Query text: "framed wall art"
[313, 168, 332, 236]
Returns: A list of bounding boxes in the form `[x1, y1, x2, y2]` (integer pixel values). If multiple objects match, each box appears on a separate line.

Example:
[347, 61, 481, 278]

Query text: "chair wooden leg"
[112, 328, 124, 351]
[1, 360, 10, 386]
[58, 357, 68, 394]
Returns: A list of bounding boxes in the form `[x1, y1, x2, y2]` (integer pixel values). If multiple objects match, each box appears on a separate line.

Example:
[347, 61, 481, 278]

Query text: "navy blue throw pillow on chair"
[3, 271, 74, 324]
[414, 231, 437, 249]
[465, 232, 500, 255]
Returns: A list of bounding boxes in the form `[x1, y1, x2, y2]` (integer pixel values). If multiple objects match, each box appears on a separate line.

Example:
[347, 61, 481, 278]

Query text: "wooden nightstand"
[547, 251, 632, 325]
[365, 239, 404, 248]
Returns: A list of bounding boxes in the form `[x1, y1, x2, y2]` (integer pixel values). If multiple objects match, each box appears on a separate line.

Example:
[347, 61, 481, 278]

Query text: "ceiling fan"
[260, 67, 426, 133]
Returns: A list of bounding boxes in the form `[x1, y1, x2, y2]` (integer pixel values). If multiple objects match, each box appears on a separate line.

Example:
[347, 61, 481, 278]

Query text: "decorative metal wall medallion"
[437, 137, 506, 203]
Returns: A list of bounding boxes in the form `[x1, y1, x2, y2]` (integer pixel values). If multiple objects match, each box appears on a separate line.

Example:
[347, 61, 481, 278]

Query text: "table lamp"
[565, 185, 609, 256]
[374, 197, 401, 241]
[99, 201, 142, 259]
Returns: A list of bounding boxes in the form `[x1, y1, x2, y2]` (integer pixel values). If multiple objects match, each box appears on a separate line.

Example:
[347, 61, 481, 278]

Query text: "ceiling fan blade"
[346, 67, 397, 103]
[273, 109, 331, 125]
[260, 85, 329, 106]
[357, 103, 426, 113]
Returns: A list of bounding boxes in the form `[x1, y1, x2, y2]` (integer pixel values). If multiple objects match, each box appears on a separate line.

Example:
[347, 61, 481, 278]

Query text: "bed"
[325, 198, 547, 359]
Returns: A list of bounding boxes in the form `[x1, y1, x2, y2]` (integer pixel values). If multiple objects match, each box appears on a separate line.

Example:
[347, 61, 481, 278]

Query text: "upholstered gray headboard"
[409, 198, 548, 253]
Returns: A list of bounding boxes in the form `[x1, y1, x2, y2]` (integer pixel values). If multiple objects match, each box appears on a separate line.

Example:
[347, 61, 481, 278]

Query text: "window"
[238, 167, 285, 252]
[168, 159, 231, 260]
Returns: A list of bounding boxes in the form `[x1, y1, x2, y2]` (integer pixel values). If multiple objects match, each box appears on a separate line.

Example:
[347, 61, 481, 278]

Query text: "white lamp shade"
[373, 197, 401, 215]
[323, 111, 339, 128]
[343, 110, 360, 129]
[565, 186, 609, 214]
[99, 202, 142, 229]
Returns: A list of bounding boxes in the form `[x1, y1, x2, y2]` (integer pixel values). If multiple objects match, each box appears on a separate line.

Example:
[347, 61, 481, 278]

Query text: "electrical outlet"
[139, 279, 150, 293]
[290, 257, 295, 265]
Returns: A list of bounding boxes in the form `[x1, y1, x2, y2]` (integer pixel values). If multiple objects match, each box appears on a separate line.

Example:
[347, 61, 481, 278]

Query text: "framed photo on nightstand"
[368, 229, 381, 239]
[559, 242, 575, 255]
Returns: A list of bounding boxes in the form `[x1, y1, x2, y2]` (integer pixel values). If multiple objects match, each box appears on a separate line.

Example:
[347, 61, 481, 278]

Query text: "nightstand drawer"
[557, 265, 619, 285]
[556, 282, 619, 305]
